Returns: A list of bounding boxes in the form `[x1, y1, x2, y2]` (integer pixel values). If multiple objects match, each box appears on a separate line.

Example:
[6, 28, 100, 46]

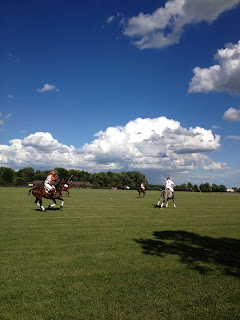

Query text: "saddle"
[44, 187, 56, 195]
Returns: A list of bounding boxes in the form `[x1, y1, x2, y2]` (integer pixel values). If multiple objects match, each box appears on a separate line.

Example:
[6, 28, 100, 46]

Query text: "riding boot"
[172, 192, 175, 199]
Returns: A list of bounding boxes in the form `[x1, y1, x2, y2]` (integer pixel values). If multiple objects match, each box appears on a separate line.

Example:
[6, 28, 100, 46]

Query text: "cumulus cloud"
[189, 41, 240, 94]
[37, 84, 59, 93]
[0, 117, 227, 174]
[123, 0, 240, 49]
[223, 107, 240, 121]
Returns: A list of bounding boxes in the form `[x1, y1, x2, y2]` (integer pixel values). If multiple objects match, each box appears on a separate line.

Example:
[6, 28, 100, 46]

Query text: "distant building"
[32, 180, 44, 186]
[71, 181, 91, 188]
[227, 188, 235, 193]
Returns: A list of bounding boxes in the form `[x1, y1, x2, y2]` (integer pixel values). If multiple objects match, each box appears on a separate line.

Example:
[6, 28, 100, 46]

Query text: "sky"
[1, 0, 240, 187]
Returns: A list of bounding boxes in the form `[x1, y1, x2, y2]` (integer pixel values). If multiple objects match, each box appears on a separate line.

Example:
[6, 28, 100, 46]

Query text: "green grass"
[0, 188, 240, 320]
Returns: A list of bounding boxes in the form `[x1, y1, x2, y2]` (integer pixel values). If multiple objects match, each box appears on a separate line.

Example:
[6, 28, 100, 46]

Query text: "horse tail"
[28, 188, 33, 195]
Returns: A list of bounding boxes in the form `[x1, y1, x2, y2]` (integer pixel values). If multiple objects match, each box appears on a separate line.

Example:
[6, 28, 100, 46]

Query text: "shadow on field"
[33, 207, 61, 212]
[134, 230, 240, 278]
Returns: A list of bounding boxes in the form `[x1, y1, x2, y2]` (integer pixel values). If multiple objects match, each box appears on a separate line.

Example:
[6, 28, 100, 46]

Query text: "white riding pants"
[44, 183, 54, 191]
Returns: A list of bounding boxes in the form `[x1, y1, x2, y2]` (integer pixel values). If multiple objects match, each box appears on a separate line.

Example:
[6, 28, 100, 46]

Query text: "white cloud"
[8, 95, 14, 99]
[223, 107, 240, 121]
[189, 41, 240, 94]
[0, 113, 4, 126]
[5, 113, 12, 120]
[225, 135, 240, 140]
[0, 117, 227, 177]
[107, 16, 115, 24]
[0, 112, 12, 126]
[37, 84, 59, 93]
[123, 0, 240, 49]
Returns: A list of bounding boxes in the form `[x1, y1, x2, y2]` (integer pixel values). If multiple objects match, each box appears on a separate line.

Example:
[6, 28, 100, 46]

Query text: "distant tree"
[17, 167, 35, 183]
[193, 184, 199, 192]
[212, 184, 219, 192]
[180, 183, 187, 191]
[71, 170, 91, 181]
[233, 187, 238, 193]
[218, 184, 227, 192]
[34, 170, 46, 180]
[120, 171, 132, 188]
[187, 182, 194, 191]
[199, 182, 212, 192]
[148, 184, 165, 190]
[12, 177, 25, 186]
[1, 167, 15, 184]
[54, 167, 69, 180]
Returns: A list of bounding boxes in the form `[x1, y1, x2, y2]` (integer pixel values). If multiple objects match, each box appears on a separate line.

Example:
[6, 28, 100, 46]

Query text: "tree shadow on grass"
[134, 230, 240, 278]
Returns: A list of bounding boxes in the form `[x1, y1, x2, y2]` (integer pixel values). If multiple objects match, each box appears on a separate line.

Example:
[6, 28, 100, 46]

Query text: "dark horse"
[138, 188, 146, 198]
[28, 179, 67, 211]
[156, 189, 176, 208]
[62, 175, 73, 197]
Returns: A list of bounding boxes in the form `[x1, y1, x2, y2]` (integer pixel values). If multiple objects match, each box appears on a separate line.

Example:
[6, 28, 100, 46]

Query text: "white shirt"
[166, 179, 174, 189]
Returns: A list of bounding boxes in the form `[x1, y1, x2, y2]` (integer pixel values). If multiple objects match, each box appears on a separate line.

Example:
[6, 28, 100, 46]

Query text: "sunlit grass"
[0, 188, 240, 319]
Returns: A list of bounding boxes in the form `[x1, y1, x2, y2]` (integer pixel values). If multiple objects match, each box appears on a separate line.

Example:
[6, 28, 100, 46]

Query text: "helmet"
[51, 170, 55, 175]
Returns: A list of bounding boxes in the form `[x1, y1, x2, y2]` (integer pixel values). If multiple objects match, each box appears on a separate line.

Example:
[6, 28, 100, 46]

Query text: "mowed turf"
[0, 188, 240, 320]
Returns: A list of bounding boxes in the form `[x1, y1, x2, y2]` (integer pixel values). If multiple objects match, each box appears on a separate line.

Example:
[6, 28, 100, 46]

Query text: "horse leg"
[166, 200, 168, 208]
[161, 200, 165, 209]
[173, 199, 176, 208]
[39, 199, 45, 211]
[48, 199, 57, 209]
[34, 197, 45, 211]
[35, 198, 41, 209]
[60, 197, 64, 208]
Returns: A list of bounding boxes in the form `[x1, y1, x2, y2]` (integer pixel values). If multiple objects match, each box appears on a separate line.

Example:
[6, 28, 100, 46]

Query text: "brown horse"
[62, 175, 73, 196]
[62, 183, 73, 196]
[138, 188, 146, 198]
[156, 189, 176, 208]
[28, 179, 67, 211]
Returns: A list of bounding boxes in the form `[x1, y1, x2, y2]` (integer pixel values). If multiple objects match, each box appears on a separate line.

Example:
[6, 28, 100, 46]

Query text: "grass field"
[0, 188, 240, 320]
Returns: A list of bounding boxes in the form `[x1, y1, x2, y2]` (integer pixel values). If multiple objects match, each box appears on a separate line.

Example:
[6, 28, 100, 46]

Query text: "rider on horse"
[44, 170, 57, 195]
[141, 182, 146, 191]
[165, 177, 174, 198]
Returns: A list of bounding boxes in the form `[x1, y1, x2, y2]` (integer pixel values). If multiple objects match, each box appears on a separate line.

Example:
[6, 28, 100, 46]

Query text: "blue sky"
[1, 0, 240, 187]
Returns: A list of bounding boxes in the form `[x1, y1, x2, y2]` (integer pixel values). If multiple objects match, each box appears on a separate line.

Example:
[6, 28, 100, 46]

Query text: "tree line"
[0, 167, 147, 190]
[0, 167, 238, 192]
